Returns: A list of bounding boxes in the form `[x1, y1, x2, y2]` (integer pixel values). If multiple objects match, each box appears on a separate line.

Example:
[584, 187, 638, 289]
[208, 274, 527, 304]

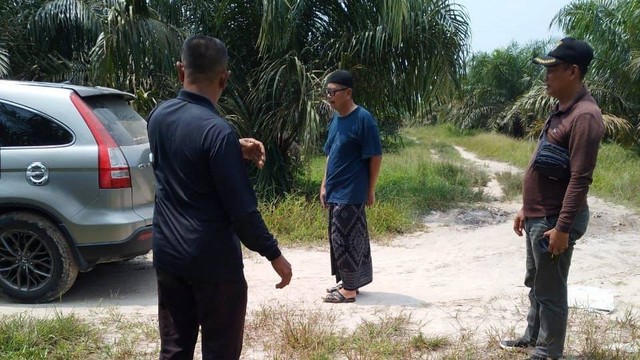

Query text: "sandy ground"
[1, 147, 639, 352]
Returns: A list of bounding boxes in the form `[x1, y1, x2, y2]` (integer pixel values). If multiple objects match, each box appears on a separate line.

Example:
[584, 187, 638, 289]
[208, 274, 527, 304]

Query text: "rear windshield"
[84, 96, 148, 146]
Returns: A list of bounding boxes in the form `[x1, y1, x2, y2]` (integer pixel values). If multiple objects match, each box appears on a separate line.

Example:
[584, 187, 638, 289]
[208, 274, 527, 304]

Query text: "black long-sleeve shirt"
[147, 90, 281, 281]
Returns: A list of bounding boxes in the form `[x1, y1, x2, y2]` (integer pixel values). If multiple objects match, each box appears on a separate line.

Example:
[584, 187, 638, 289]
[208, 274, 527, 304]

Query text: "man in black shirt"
[147, 35, 292, 360]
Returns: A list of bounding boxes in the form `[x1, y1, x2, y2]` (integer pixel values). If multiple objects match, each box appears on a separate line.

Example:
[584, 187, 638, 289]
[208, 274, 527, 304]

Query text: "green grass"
[244, 304, 640, 359]
[259, 195, 327, 246]
[97, 308, 158, 359]
[495, 171, 524, 201]
[437, 128, 537, 169]
[590, 143, 640, 209]
[260, 127, 489, 246]
[246, 305, 453, 359]
[5, 307, 637, 359]
[410, 332, 450, 351]
[0, 313, 102, 360]
[0, 310, 159, 360]
[246, 305, 342, 359]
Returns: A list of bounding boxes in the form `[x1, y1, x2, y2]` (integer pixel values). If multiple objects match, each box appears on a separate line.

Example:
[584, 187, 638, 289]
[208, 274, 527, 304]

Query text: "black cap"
[326, 70, 354, 88]
[533, 37, 594, 67]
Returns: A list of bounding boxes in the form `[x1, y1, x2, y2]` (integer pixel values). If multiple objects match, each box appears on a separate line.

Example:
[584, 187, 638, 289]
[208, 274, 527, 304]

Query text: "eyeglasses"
[324, 87, 348, 97]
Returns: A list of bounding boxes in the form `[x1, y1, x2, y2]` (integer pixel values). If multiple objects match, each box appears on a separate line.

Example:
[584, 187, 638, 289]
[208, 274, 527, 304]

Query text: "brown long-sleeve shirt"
[522, 86, 605, 233]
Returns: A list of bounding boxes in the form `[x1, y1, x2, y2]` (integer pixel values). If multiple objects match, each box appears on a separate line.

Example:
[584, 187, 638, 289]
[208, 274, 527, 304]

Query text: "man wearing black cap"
[500, 38, 605, 360]
[320, 69, 382, 303]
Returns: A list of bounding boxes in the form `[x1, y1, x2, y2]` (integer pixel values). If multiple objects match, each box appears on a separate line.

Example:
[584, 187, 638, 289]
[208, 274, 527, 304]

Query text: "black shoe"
[499, 337, 535, 350]
[529, 356, 558, 360]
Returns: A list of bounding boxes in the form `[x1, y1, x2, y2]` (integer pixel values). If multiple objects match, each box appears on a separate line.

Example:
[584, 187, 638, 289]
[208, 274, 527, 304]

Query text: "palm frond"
[88, 0, 184, 91]
[219, 52, 330, 195]
[31, 0, 101, 55]
[602, 113, 635, 145]
[629, 49, 640, 80]
[0, 43, 9, 77]
[258, 0, 470, 118]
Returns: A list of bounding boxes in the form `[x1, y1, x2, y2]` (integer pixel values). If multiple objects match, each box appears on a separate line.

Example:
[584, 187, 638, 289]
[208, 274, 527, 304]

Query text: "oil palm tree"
[443, 41, 550, 136]
[237, 0, 470, 194]
[553, 0, 640, 140]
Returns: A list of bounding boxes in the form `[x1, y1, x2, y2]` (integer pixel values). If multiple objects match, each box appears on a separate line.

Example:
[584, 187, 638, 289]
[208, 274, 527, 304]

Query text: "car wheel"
[0, 212, 78, 303]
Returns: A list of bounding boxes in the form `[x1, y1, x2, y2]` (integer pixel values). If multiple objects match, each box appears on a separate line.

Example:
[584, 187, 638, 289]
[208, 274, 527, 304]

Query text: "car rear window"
[0, 101, 73, 147]
[83, 96, 148, 146]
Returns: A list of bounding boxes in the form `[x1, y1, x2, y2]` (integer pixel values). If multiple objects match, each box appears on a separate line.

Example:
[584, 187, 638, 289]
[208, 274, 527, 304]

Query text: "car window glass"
[0, 102, 73, 147]
[84, 96, 148, 146]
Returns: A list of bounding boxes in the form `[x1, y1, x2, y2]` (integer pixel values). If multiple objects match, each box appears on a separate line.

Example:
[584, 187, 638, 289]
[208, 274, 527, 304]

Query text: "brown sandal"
[323, 291, 356, 303]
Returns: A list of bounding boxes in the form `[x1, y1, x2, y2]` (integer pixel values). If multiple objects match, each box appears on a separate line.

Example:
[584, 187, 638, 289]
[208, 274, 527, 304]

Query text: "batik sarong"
[328, 203, 373, 290]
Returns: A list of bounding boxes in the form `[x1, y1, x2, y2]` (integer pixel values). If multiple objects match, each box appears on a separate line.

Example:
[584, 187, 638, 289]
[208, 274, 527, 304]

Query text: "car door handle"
[26, 162, 49, 186]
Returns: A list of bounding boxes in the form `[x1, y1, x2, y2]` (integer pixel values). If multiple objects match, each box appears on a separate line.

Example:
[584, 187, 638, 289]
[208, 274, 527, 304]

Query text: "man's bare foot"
[338, 288, 357, 299]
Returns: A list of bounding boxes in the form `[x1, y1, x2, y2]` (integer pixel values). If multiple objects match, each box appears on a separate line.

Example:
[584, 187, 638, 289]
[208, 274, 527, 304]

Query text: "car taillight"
[70, 93, 132, 189]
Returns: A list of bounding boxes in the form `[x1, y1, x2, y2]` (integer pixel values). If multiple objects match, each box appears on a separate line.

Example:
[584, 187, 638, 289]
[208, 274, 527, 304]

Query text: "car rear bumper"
[76, 225, 152, 266]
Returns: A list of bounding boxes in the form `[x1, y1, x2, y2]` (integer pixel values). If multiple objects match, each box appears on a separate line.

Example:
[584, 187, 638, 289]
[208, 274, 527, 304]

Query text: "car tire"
[0, 212, 79, 303]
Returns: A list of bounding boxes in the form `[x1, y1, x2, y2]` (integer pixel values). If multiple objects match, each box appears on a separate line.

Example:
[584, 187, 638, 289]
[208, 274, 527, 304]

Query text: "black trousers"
[156, 268, 248, 360]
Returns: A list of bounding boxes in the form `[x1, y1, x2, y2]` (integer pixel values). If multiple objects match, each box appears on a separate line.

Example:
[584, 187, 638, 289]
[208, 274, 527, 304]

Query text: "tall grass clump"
[0, 310, 160, 360]
[345, 313, 426, 359]
[246, 305, 342, 359]
[378, 160, 485, 212]
[245, 305, 454, 359]
[495, 171, 524, 201]
[259, 194, 327, 246]
[97, 308, 159, 359]
[0, 313, 102, 359]
[565, 307, 640, 360]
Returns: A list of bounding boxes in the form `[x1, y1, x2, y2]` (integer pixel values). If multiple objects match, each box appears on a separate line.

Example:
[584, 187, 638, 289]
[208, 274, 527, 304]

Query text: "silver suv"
[0, 80, 154, 303]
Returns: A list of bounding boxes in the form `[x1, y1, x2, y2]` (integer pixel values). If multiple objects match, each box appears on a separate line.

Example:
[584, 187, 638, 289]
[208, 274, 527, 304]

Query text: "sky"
[452, 0, 574, 53]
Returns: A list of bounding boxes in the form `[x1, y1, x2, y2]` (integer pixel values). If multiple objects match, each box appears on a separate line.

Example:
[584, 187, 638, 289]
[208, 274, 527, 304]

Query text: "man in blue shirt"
[320, 70, 382, 303]
[147, 35, 292, 360]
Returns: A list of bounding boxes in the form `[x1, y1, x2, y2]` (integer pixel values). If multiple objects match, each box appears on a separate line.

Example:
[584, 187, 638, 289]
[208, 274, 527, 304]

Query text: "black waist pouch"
[533, 133, 570, 180]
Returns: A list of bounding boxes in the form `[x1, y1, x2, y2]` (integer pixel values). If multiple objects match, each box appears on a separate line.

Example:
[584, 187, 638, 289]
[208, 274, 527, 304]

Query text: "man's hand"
[320, 184, 328, 209]
[513, 209, 525, 236]
[271, 255, 292, 289]
[366, 190, 375, 207]
[239, 138, 266, 169]
[544, 228, 570, 256]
